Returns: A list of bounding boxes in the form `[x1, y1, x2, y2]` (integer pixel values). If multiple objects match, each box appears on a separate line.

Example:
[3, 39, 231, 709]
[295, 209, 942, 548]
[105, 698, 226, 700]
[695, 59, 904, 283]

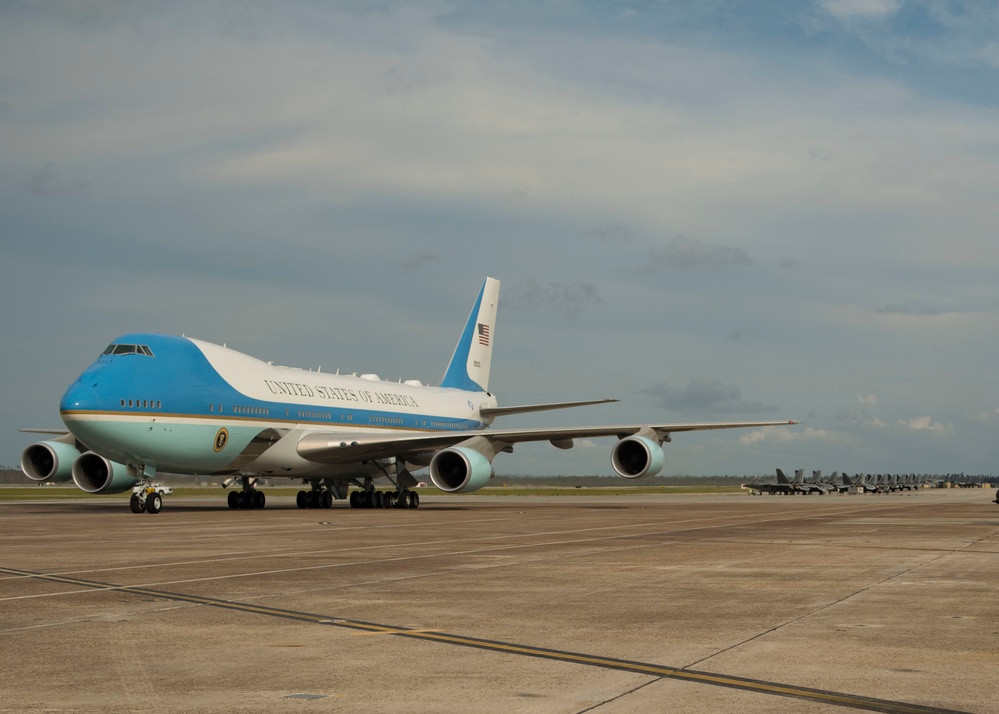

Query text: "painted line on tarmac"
[0, 565, 966, 714]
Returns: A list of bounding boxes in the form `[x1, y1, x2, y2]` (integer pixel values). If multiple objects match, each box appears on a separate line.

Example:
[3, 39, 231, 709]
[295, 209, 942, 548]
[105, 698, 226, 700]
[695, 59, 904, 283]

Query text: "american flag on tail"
[477, 323, 490, 346]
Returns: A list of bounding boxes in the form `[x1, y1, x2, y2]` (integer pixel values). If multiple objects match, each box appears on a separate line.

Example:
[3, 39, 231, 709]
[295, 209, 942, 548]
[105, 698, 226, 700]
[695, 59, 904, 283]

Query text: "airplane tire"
[382, 492, 395, 508]
[254, 491, 266, 509]
[296, 491, 307, 509]
[146, 493, 162, 514]
[228, 491, 239, 509]
[130, 494, 143, 513]
[349, 491, 359, 508]
[374, 491, 383, 508]
[409, 492, 420, 509]
[321, 491, 333, 509]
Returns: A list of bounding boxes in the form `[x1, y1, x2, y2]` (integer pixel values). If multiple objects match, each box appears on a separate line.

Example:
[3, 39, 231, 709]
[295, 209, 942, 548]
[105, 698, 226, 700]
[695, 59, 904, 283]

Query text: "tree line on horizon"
[0, 468, 761, 487]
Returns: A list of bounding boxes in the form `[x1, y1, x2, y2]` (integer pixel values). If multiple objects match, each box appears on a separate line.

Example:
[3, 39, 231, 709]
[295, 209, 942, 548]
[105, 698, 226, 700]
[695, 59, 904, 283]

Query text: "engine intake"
[610, 435, 665, 479]
[72, 452, 138, 494]
[429, 447, 494, 493]
[21, 440, 81, 483]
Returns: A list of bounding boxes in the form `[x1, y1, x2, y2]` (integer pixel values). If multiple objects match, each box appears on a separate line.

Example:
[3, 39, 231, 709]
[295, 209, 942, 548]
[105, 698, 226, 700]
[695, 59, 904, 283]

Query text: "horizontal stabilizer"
[19, 428, 71, 435]
[479, 398, 618, 420]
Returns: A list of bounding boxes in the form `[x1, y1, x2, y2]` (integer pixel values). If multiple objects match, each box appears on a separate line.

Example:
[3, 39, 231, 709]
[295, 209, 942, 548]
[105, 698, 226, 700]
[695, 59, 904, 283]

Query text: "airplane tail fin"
[776, 468, 789, 484]
[440, 277, 500, 393]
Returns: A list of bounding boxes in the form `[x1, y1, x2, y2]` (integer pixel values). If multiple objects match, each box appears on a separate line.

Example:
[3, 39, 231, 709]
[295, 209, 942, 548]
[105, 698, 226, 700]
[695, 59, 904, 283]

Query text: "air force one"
[21, 277, 796, 514]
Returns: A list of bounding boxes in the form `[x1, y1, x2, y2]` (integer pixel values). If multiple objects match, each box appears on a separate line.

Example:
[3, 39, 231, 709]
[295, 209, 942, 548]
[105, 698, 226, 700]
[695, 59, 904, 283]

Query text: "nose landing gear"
[129, 484, 170, 514]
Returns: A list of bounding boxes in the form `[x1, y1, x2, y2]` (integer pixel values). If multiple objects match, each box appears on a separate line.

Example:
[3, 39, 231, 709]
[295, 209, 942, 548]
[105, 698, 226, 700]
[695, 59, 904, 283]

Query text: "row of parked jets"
[741, 469, 945, 495]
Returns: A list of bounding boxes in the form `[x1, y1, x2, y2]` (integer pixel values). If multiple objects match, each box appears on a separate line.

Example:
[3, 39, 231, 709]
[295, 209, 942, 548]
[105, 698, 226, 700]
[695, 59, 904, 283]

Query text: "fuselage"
[59, 333, 497, 478]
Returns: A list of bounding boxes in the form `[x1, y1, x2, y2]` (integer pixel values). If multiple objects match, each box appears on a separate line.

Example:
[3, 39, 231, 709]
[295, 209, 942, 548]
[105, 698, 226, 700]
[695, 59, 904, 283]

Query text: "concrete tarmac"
[1, 488, 997, 713]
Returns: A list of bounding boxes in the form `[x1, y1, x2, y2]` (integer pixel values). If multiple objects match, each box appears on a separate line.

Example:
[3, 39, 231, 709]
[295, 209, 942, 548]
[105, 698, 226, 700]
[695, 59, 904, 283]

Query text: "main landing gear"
[227, 489, 266, 509]
[295, 487, 421, 509]
[349, 488, 420, 509]
[290, 464, 425, 511]
[294, 476, 422, 510]
[224, 476, 266, 510]
[345, 465, 421, 509]
[296, 486, 335, 509]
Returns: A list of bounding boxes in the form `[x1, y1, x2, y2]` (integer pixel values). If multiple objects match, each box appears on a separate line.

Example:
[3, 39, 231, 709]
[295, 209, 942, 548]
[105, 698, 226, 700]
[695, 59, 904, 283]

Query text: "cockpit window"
[102, 344, 155, 357]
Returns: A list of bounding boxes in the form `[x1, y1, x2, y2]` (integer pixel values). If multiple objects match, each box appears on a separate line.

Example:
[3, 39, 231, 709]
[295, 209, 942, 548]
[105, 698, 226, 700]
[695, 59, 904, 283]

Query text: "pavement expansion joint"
[0, 564, 970, 714]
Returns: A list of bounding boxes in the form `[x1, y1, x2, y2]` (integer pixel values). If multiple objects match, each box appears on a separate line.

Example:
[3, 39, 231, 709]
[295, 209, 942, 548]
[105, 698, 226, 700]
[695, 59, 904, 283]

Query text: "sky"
[2, 0, 999, 477]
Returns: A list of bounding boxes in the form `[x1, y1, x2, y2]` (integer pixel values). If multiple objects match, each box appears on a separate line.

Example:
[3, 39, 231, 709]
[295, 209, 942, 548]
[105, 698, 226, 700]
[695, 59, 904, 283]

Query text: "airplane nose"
[60, 380, 101, 413]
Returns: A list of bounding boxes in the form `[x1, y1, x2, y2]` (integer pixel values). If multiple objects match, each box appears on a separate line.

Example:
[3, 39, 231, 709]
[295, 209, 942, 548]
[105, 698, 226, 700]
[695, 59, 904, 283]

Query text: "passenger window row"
[120, 399, 162, 409]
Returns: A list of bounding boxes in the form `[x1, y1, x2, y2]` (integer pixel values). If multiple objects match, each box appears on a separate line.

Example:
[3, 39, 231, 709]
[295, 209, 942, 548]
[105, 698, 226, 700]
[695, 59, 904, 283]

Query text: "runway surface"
[1, 488, 997, 713]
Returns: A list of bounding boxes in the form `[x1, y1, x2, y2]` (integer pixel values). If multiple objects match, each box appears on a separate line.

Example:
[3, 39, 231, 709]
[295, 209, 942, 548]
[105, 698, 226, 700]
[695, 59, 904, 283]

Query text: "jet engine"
[610, 435, 665, 479]
[72, 452, 138, 494]
[20, 440, 81, 483]
[429, 447, 494, 493]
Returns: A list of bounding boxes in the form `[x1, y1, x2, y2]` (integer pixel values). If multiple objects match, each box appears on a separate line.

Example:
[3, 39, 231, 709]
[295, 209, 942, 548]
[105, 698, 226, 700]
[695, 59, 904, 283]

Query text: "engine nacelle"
[429, 447, 494, 493]
[21, 440, 81, 483]
[610, 435, 665, 479]
[72, 452, 138, 494]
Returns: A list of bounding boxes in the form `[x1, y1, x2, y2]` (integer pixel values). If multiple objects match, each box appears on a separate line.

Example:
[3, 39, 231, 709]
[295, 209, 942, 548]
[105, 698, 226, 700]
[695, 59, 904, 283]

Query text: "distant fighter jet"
[741, 468, 798, 495]
[821, 471, 851, 494]
[842, 473, 877, 493]
[797, 469, 835, 495]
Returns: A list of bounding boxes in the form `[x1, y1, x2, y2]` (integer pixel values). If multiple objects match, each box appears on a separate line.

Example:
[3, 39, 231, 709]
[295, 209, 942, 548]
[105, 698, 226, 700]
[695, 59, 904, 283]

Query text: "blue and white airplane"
[21, 277, 796, 514]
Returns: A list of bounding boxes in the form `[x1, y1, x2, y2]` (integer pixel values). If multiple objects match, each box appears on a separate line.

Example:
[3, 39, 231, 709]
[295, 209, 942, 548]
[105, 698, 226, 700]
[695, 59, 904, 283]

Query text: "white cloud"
[858, 394, 878, 407]
[971, 408, 999, 424]
[898, 416, 952, 434]
[739, 426, 844, 446]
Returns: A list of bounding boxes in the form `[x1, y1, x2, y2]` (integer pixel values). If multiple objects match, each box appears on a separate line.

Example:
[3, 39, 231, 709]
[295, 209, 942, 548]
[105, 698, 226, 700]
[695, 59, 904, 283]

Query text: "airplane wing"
[479, 398, 618, 419]
[296, 420, 797, 465]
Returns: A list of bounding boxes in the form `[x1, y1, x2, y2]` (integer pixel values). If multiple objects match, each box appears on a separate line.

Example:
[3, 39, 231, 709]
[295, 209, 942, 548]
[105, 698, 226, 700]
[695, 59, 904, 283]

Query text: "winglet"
[440, 277, 500, 393]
